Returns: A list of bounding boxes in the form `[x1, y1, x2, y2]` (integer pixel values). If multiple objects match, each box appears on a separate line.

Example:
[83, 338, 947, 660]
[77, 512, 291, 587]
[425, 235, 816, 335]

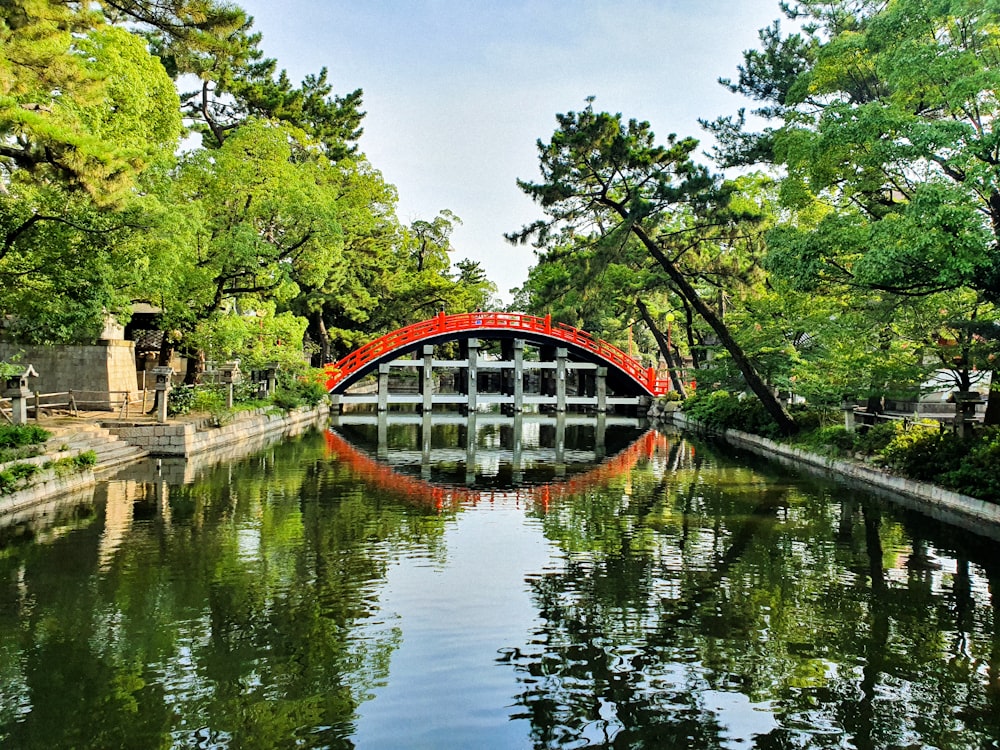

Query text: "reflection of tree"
[506, 436, 1000, 749]
[0, 431, 450, 749]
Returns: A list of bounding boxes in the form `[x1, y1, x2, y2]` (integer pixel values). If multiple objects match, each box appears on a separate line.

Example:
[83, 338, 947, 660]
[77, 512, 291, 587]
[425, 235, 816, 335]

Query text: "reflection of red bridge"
[324, 428, 673, 511]
[324, 312, 671, 399]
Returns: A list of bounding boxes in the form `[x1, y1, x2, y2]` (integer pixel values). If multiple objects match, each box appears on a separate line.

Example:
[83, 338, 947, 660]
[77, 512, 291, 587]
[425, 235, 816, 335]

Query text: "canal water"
[0, 418, 998, 749]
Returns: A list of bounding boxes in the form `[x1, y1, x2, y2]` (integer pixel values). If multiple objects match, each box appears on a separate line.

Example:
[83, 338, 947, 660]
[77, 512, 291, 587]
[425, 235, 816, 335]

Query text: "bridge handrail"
[326, 312, 666, 395]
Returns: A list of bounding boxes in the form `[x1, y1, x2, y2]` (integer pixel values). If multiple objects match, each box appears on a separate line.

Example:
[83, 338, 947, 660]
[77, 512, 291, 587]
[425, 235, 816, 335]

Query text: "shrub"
[270, 370, 328, 410]
[855, 421, 902, 455]
[167, 384, 196, 416]
[799, 425, 857, 455]
[916, 427, 1000, 501]
[682, 389, 783, 438]
[0, 462, 41, 494]
[0, 424, 50, 449]
[46, 450, 98, 476]
[878, 424, 970, 481]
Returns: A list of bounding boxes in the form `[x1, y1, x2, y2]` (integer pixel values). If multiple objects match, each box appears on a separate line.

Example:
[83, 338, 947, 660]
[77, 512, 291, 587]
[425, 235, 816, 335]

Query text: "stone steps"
[38, 424, 149, 473]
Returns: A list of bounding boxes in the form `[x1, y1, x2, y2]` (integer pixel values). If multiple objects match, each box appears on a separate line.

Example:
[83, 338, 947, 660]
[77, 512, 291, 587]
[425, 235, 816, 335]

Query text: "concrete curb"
[670, 411, 1000, 528]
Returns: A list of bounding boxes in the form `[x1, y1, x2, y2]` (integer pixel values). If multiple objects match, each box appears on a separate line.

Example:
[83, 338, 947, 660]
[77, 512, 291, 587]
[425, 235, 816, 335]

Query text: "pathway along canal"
[0, 417, 998, 749]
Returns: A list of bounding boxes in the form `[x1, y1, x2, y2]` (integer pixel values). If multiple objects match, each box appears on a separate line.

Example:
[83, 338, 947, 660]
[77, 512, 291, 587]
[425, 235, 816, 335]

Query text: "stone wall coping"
[671, 411, 1000, 529]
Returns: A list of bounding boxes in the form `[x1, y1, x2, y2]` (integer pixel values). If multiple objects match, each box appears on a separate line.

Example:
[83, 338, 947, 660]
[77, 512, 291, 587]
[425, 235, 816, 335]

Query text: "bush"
[167, 384, 196, 416]
[876, 424, 960, 479]
[855, 421, 903, 455]
[0, 424, 50, 449]
[0, 462, 41, 494]
[799, 425, 857, 455]
[682, 390, 782, 438]
[270, 371, 328, 410]
[46, 450, 98, 476]
[877, 426, 1000, 501]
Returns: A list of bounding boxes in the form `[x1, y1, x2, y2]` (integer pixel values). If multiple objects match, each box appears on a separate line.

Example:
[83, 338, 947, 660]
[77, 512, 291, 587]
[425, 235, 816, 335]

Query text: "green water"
[0, 423, 997, 749]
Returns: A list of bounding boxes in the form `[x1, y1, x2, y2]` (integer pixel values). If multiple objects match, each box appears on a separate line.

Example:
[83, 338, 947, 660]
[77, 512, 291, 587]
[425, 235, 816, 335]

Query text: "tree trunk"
[184, 349, 205, 385]
[635, 297, 687, 398]
[307, 310, 332, 366]
[679, 298, 701, 370]
[625, 218, 797, 435]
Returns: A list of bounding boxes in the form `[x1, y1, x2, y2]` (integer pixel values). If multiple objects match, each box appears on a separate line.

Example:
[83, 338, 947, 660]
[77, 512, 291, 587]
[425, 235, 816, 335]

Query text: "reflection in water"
[0, 416, 998, 749]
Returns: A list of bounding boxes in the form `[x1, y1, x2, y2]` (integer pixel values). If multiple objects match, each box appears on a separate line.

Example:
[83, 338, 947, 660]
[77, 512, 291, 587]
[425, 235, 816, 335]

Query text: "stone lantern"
[840, 396, 857, 433]
[4, 364, 38, 425]
[263, 362, 279, 398]
[151, 366, 174, 424]
[219, 361, 241, 409]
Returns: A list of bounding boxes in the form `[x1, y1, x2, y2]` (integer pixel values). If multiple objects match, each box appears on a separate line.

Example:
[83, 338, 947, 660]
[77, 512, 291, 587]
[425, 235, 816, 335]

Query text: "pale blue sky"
[235, 0, 786, 301]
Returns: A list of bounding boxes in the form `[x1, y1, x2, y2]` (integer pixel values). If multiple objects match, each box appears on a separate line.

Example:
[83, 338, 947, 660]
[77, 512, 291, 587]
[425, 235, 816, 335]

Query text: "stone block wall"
[0, 342, 139, 409]
[104, 405, 329, 457]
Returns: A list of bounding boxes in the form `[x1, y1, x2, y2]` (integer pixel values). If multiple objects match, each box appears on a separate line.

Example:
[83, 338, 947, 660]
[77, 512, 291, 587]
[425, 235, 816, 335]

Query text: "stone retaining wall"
[103, 404, 329, 457]
[671, 411, 1000, 529]
[0, 404, 330, 517]
[0, 342, 139, 407]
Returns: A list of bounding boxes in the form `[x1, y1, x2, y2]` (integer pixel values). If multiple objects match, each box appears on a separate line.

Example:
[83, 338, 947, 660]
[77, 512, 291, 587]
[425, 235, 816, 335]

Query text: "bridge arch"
[324, 428, 673, 510]
[324, 311, 669, 397]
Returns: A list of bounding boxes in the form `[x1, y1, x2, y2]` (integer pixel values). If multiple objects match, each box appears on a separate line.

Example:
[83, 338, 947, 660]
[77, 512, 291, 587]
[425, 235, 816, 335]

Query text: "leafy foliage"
[0, 425, 51, 449]
[0, 462, 40, 494]
[681, 389, 782, 438]
[271, 371, 328, 410]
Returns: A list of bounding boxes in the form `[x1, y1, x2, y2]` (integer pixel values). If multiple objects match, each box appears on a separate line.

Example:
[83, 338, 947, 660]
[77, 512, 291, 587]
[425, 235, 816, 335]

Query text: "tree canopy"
[0, 0, 491, 372]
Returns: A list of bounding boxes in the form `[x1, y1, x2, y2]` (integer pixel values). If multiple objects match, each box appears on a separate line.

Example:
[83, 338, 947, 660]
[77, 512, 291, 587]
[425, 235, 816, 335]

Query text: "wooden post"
[421, 344, 434, 414]
[377, 363, 390, 413]
[513, 339, 524, 413]
[556, 347, 567, 413]
[466, 338, 479, 413]
[597, 367, 608, 413]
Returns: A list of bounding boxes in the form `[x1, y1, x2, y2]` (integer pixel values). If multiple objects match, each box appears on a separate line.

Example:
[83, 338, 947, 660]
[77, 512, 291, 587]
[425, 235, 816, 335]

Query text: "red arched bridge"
[324, 312, 671, 401]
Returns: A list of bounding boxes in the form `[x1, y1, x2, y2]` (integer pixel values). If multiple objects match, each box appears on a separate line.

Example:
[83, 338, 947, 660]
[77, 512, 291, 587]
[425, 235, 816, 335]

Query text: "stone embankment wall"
[103, 404, 329, 457]
[669, 410, 1000, 530]
[0, 405, 330, 518]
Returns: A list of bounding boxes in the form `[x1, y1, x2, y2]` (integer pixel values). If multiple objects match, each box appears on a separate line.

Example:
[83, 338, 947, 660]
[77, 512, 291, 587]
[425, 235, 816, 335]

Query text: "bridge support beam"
[556, 347, 567, 413]
[514, 339, 524, 413]
[465, 338, 479, 415]
[377, 363, 390, 412]
[512, 411, 523, 484]
[377, 412, 388, 459]
[420, 344, 434, 414]
[597, 367, 608, 413]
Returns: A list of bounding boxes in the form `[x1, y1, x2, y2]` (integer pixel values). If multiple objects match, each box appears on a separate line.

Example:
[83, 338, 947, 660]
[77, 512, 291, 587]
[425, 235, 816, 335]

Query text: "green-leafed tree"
[152, 119, 347, 371]
[0, 18, 183, 343]
[706, 0, 1000, 421]
[512, 106, 798, 434]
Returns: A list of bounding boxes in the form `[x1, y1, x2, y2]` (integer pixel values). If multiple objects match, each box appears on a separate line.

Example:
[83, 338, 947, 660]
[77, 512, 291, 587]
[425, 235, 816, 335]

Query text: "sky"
[234, 0, 787, 302]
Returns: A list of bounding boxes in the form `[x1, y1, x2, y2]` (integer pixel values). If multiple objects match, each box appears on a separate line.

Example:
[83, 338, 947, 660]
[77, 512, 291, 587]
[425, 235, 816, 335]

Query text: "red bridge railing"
[325, 311, 670, 396]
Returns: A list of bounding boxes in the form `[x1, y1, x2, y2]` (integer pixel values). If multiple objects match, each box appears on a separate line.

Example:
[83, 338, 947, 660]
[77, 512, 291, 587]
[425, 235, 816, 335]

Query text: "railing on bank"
[0, 390, 151, 422]
[325, 311, 671, 396]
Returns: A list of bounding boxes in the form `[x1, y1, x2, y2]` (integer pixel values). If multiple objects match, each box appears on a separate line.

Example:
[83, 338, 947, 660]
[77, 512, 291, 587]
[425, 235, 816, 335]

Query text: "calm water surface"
[0, 419, 998, 749]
